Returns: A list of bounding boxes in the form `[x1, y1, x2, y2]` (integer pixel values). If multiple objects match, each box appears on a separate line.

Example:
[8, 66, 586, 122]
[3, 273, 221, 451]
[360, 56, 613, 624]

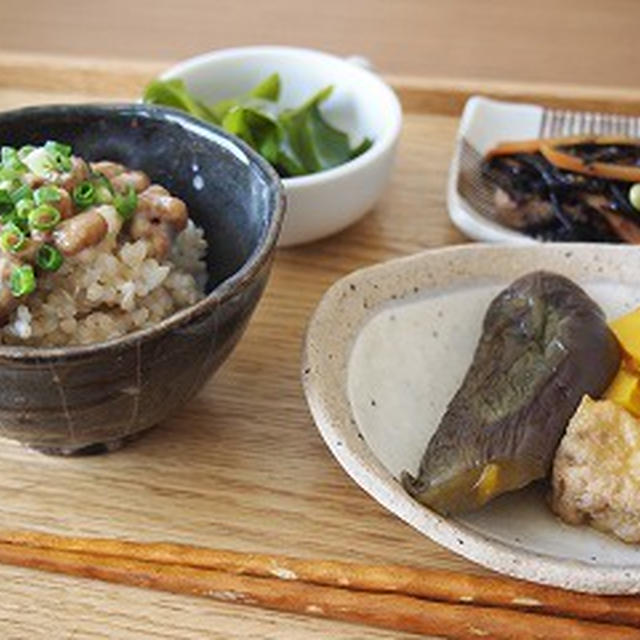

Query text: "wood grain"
[3, 51, 640, 117]
[0, 55, 636, 639]
[1, 0, 638, 90]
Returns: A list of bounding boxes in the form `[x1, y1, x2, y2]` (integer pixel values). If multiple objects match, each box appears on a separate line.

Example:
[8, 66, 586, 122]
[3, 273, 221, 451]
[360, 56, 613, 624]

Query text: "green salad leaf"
[279, 86, 372, 174]
[249, 73, 281, 101]
[211, 72, 281, 122]
[142, 73, 373, 178]
[144, 79, 220, 124]
[222, 106, 282, 165]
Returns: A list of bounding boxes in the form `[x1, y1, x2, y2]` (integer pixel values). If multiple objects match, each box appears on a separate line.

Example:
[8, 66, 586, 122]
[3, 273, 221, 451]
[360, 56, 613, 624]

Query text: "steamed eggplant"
[402, 271, 621, 515]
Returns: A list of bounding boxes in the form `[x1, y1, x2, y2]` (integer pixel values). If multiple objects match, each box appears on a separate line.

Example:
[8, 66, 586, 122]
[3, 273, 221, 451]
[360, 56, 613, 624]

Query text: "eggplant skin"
[402, 271, 621, 516]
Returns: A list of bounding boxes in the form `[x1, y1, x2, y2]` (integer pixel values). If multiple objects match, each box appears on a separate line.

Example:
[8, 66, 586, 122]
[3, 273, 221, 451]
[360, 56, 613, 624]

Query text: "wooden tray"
[0, 51, 639, 639]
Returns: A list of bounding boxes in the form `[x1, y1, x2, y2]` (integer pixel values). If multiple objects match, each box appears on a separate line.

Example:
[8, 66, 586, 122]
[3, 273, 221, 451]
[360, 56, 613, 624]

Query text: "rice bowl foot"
[28, 430, 150, 456]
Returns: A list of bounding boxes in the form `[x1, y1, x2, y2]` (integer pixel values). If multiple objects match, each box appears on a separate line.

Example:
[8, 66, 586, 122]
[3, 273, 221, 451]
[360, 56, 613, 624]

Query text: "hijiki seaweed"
[481, 137, 640, 243]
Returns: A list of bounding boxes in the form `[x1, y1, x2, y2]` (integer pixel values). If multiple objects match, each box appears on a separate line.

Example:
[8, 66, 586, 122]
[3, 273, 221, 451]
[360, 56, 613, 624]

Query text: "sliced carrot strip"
[485, 139, 542, 158]
[486, 135, 640, 159]
[485, 135, 640, 182]
[540, 141, 640, 182]
[545, 136, 639, 147]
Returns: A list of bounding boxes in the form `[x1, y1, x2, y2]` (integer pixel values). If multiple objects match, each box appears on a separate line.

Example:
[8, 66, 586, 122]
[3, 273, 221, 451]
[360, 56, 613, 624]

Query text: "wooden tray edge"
[394, 74, 640, 117]
[1, 50, 639, 117]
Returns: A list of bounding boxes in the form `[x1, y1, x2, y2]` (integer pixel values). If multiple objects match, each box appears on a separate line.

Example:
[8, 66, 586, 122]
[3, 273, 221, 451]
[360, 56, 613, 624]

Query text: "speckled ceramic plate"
[447, 96, 640, 243]
[303, 243, 640, 594]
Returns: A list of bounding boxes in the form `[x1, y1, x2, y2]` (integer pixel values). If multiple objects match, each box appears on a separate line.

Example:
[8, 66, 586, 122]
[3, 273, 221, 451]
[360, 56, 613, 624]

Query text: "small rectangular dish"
[447, 96, 640, 243]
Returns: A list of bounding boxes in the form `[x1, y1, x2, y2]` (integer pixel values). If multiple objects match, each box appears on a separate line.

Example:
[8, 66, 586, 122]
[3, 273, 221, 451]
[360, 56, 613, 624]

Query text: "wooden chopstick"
[2, 528, 639, 628]
[0, 530, 639, 640]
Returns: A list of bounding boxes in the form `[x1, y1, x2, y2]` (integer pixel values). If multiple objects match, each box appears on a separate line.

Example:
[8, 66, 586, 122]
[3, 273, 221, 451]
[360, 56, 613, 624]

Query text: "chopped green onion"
[0, 171, 19, 186]
[0, 190, 14, 216]
[22, 148, 55, 178]
[44, 141, 72, 172]
[10, 183, 32, 204]
[1, 147, 26, 172]
[15, 198, 34, 220]
[0, 177, 18, 191]
[17, 145, 35, 161]
[72, 181, 96, 209]
[44, 141, 72, 158]
[0, 223, 26, 253]
[34, 186, 61, 206]
[9, 264, 35, 297]
[28, 204, 61, 231]
[1, 147, 16, 164]
[0, 210, 16, 226]
[50, 152, 72, 172]
[0, 212, 16, 226]
[92, 174, 114, 204]
[36, 243, 63, 271]
[114, 185, 137, 219]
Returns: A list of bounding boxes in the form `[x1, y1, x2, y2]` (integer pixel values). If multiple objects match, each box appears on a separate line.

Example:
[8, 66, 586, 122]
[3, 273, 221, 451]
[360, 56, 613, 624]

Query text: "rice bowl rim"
[0, 103, 286, 362]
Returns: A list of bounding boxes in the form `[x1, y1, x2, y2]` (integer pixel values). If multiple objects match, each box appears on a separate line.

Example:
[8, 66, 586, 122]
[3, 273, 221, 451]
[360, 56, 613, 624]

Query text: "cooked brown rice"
[1, 219, 207, 347]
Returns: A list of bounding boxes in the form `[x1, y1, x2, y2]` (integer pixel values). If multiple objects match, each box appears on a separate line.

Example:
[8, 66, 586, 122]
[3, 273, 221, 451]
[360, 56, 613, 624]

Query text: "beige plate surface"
[303, 243, 640, 594]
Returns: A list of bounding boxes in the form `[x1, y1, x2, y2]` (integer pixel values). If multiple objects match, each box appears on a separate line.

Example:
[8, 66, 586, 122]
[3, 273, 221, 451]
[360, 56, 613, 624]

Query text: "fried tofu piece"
[551, 396, 640, 543]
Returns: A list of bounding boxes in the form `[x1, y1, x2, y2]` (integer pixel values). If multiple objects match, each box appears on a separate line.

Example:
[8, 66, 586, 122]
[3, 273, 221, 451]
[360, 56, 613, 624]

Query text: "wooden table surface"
[3, 0, 639, 89]
[0, 4, 637, 638]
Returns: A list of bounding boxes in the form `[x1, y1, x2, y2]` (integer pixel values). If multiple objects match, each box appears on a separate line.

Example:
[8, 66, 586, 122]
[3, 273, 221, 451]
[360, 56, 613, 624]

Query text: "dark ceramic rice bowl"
[0, 104, 284, 454]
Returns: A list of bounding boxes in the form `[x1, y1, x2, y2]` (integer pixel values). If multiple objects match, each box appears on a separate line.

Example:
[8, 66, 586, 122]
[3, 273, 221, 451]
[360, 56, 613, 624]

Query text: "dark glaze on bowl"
[0, 104, 284, 454]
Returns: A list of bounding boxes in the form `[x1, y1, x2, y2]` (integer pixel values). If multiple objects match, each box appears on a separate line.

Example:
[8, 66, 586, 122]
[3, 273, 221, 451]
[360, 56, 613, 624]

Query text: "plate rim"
[302, 242, 640, 594]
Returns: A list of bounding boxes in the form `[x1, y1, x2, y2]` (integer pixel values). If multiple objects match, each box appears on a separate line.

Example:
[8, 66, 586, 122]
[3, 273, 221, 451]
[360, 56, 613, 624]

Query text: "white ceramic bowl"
[160, 46, 402, 247]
